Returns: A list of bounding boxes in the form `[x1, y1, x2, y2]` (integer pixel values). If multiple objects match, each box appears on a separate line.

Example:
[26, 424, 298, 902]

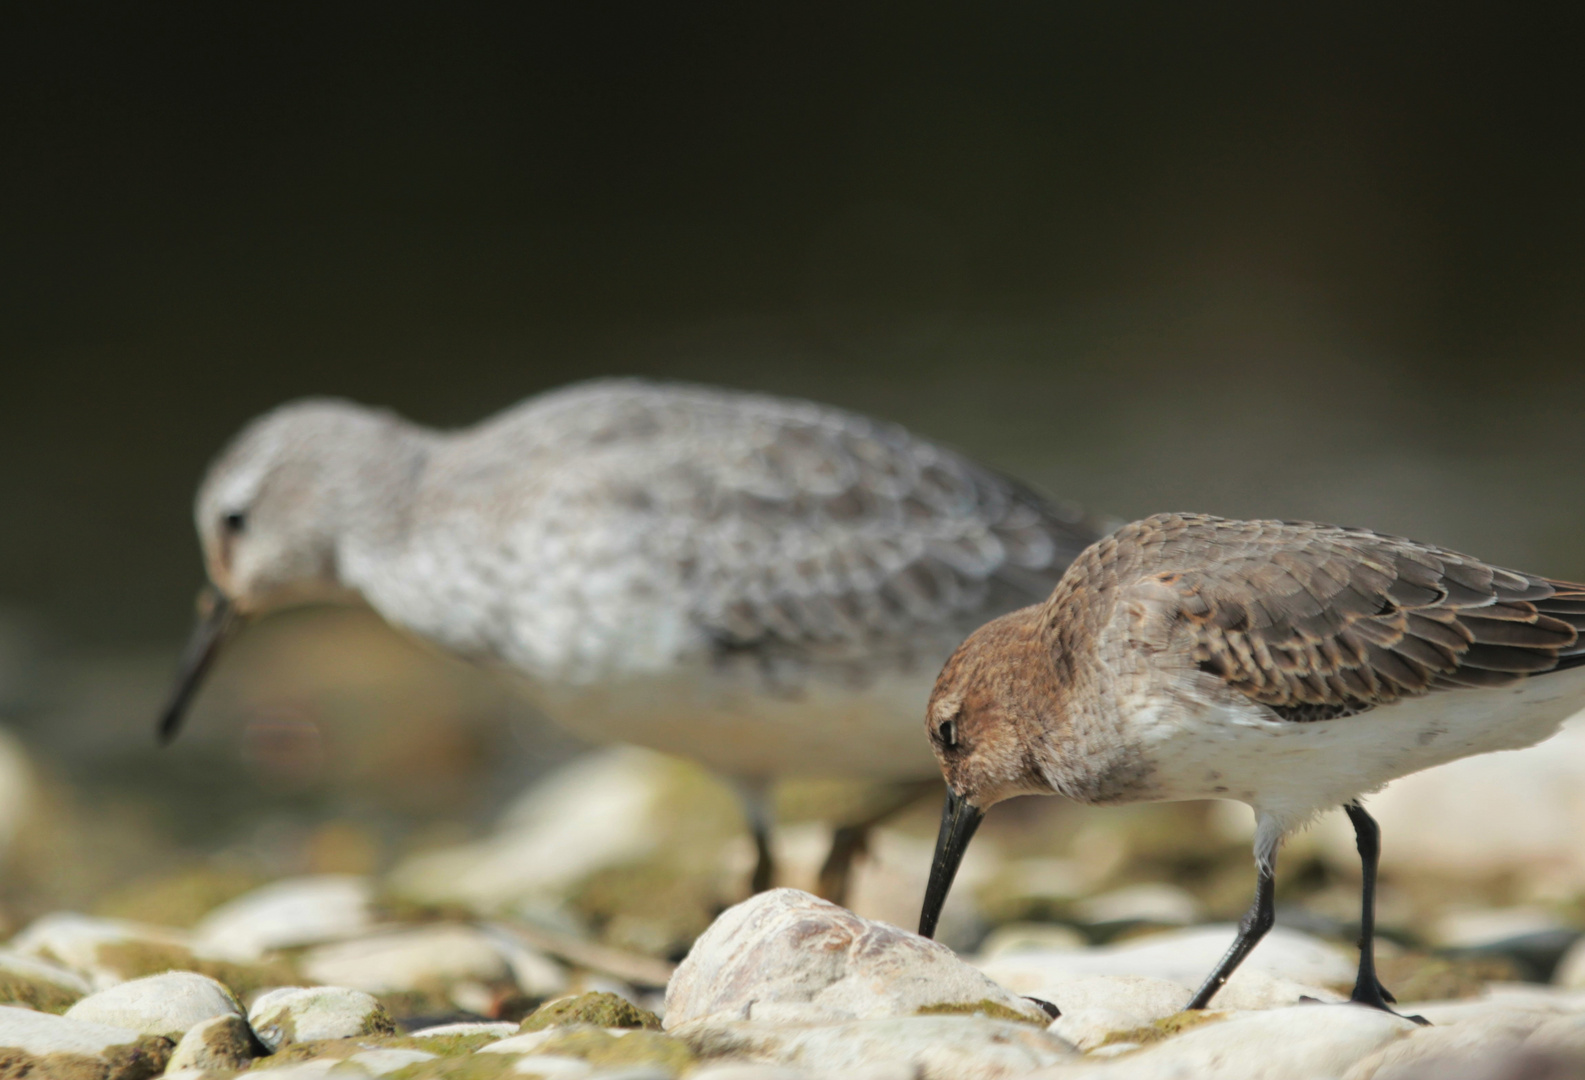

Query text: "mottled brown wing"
[1137, 516, 1585, 719]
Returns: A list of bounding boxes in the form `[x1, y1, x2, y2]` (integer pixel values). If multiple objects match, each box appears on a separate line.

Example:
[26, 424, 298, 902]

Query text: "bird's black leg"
[1344, 802, 1429, 1025]
[1186, 857, 1276, 1010]
[732, 778, 777, 894]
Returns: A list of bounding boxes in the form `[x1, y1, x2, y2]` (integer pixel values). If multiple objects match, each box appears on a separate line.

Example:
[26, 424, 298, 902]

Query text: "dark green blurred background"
[3, 4, 1585, 912]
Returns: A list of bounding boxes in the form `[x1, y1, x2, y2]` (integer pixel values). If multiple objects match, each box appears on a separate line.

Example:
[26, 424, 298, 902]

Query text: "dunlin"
[917, 512, 1585, 1018]
[157, 378, 1101, 896]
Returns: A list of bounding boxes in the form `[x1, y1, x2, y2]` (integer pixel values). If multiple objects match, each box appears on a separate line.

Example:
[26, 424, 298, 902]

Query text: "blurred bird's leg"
[816, 779, 939, 906]
[1345, 802, 1429, 1025]
[730, 776, 777, 894]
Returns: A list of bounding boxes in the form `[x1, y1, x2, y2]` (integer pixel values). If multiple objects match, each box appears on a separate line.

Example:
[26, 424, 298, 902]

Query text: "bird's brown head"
[919, 606, 1054, 938]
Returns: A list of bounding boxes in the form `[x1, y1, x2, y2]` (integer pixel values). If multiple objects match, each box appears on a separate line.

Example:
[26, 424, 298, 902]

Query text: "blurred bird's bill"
[156, 585, 238, 744]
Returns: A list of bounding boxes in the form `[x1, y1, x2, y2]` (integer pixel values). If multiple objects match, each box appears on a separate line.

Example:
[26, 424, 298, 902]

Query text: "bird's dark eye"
[222, 510, 247, 534]
[939, 720, 956, 748]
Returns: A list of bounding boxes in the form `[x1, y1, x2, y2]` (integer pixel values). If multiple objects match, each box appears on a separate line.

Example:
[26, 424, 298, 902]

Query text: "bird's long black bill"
[918, 788, 984, 939]
[156, 588, 237, 745]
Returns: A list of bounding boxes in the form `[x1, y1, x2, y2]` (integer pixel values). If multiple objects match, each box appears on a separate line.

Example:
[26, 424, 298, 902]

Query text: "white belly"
[1136, 666, 1585, 830]
[519, 661, 942, 781]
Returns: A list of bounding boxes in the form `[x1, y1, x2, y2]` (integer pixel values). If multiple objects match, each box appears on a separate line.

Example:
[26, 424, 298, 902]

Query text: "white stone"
[7, 912, 191, 989]
[348, 1046, 440, 1074]
[679, 1016, 1075, 1080]
[0, 949, 92, 997]
[301, 923, 513, 993]
[407, 1020, 520, 1039]
[0, 1003, 146, 1055]
[193, 874, 375, 960]
[64, 970, 240, 1038]
[250, 1062, 343, 1079]
[165, 1013, 258, 1073]
[512, 1056, 595, 1078]
[388, 748, 669, 910]
[480, 1029, 561, 1055]
[1071, 883, 1201, 926]
[1343, 1005, 1585, 1079]
[664, 889, 1049, 1029]
[162, 1070, 209, 1080]
[247, 985, 391, 1051]
[975, 923, 1355, 1003]
[1313, 713, 1585, 890]
[1037, 975, 1194, 1051]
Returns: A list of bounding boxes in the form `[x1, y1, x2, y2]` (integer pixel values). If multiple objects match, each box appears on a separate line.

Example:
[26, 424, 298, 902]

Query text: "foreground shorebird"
[917, 513, 1585, 1017]
[157, 378, 1101, 897]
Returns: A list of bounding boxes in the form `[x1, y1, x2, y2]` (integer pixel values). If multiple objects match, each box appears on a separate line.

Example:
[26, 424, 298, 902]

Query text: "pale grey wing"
[1119, 514, 1585, 720]
[617, 389, 1102, 676]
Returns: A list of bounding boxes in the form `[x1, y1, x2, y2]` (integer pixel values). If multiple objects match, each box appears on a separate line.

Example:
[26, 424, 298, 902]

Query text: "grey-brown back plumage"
[1057, 513, 1585, 721]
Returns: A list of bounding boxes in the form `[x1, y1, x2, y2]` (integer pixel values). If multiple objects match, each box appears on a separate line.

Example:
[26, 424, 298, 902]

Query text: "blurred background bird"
[155, 379, 1102, 901]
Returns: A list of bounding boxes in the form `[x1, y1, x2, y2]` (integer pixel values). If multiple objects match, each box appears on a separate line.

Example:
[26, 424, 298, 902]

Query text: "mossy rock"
[915, 998, 1048, 1026]
[0, 969, 84, 1014]
[388, 1055, 522, 1080]
[520, 991, 661, 1032]
[1098, 1009, 1228, 1048]
[94, 939, 300, 1000]
[0, 1034, 172, 1080]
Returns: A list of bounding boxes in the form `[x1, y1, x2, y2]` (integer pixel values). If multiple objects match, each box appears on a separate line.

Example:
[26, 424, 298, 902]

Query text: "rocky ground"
[3, 731, 1585, 1080]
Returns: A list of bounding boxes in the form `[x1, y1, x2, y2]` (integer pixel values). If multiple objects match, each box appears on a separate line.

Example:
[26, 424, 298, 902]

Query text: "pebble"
[8, 912, 192, 989]
[0, 948, 91, 1011]
[664, 889, 1050, 1029]
[165, 1012, 258, 1072]
[301, 923, 516, 992]
[193, 873, 375, 960]
[64, 969, 240, 1038]
[679, 1016, 1076, 1080]
[247, 985, 395, 1050]
[0, 1003, 171, 1078]
[347, 1045, 440, 1074]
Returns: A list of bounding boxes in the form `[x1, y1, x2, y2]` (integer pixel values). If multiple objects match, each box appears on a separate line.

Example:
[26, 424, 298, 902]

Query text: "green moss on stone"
[387, 1055, 521, 1080]
[519, 991, 661, 1032]
[915, 999, 1047, 1026]
[0, 970, 84, 1014]
[249, 1029, 490, 1070]
[0, 1034, 174, 1080]
[1099, 1010, 1227, 1048]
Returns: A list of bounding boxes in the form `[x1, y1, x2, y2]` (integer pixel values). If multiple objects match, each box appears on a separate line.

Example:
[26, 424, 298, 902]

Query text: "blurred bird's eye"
[939, 720, 956, 748]
[222, 510, 247, 533]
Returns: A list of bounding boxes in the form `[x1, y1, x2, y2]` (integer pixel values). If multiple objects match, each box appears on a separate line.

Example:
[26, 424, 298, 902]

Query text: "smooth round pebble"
[247, 984, 394, 1050]
[64, 970, 241, 1038]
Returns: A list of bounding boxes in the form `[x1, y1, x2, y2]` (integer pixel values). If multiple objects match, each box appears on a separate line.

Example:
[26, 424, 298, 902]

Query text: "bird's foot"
[1350, 977, 1429, 1026]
